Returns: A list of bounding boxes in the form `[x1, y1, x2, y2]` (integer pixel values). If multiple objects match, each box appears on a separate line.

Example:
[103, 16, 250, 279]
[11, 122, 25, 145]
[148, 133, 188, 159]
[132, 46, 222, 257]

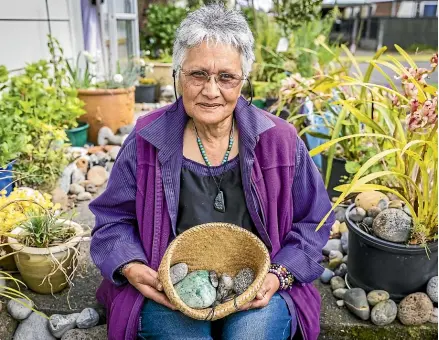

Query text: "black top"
[176, 156, 256, 235]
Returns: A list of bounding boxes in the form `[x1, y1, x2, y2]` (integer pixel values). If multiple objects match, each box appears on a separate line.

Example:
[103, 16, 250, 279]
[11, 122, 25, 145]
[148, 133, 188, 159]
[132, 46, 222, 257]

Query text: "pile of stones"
[170, 263, 255, 309]
[6, 298, 101, 339]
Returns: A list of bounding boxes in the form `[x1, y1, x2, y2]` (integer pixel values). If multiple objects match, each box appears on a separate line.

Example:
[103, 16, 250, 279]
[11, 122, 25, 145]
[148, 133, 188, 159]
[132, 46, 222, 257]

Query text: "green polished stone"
[175, 270, 217, 309]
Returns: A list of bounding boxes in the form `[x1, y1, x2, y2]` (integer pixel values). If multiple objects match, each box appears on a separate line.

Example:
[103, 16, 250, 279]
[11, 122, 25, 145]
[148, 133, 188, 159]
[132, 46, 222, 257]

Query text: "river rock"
[328, 258, 343, 270]
[320, 268, 335, 284]
[59, 163, 77, 192]
[118, 124, 135, 135]
[330, 276, 346, 290]
[234, 268, 255, 295]
[398, 292, 433, 325]
[336, 300, 345, 307]
[377, 199, 389, 210]
[333, 288, 348, 299]
[344, 288, 370, 320]
[427, 276, 438, 303]
[342, 255, 348, 264]
[49, 313, 80, 338]
[61, 325, 107, 340]
[373, 208, 412, 243]
[339, 222, 348, 233]
[388, 200, 403, 209]
[367, 290, 390, 306]
[217, 274, 234, 301]
[341, 231, 349, 254]
[355, 191, 388, 211]
[334, 263, 348, 277]
[371, 300, 397, 326]
[76, 308, 99, 329]
[170, 263, 188, 285]
[75, 157, 89, 174]
[109, 146, 121, 161]
[331, 221, 341, 235]
[87, 166, 108, 187]
[69, 183, 85, 195]
[14, 312, 56, 340]
[7, 298, 34, 320]
[209, 271, 219, 288]
[363, 217, 374, 228]
[329, 250, 343, 261]
[51, 187, 69, 211]
[176, 271, 216, 308]
[85, 183, 98, 194]
[367, 207, 381, 218]
[348, 207, 366, 222]
[71, 168, 86, 184]
[429, 307, 438, 323]
[334, 207, 347, 223]
[403, 205, 412, 217]
[77, 192, 93, 201]
[322, 239, 343, 255]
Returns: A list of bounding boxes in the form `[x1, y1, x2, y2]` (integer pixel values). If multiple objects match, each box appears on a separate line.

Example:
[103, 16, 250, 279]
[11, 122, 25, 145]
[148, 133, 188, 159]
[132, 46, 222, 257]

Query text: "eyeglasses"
[179, 68, 246, 89]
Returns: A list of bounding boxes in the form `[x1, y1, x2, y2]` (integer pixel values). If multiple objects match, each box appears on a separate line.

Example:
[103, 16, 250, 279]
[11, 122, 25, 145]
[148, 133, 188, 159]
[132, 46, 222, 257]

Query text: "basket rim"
[158, 222, 271, 320]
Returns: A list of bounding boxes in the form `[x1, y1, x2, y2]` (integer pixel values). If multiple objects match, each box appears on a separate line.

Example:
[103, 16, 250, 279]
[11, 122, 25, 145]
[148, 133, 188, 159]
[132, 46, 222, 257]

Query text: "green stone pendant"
[214, 190, 226, 213]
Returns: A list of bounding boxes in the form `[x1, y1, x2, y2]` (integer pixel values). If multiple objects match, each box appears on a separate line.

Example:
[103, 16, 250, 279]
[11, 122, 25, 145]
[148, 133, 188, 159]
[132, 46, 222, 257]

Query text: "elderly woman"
[90, 4, 333, 340]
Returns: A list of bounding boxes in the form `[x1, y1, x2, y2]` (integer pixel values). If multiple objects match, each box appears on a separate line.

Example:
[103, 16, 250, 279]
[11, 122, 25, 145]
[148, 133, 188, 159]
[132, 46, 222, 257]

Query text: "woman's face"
[179, 41, 243, 126]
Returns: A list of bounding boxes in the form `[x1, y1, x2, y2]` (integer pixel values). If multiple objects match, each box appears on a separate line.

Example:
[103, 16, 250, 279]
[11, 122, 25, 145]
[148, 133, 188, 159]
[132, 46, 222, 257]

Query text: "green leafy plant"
[309, 47, 438, 246]
[140, 4, 189, 59]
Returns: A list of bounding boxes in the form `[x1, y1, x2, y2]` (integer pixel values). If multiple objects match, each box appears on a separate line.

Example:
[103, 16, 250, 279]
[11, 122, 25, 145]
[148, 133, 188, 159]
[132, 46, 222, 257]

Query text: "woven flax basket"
[158, 222, 270, 320]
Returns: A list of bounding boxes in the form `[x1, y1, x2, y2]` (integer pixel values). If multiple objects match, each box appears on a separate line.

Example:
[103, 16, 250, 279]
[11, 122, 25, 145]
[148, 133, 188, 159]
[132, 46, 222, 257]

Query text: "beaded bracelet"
[269, 264, 295, 290]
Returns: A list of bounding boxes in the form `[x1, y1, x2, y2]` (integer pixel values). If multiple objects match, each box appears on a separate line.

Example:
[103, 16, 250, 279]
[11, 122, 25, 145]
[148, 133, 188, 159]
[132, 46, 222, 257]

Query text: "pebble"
[109, 146, 121, 161]
[69, 183, 85, 195]
[320, 268, 335, 284]
[118, 124, 135, 135]
[377, 199, 389, 211]
[14, 312, 56, 340]
[75, 158, 89, 174]
[388, 200, 403, 209]
[175, 271, 216, 309]
[328, 250, 343, 261]
[429, 307, 438, 323]
[403, 205, 412, 217]
[341, 231, 349, 254]
[342, 255, 348, 264]
[61, 325, 107, 340]
[331, 221, 341, 234]
[85, 183, 98, 194]
[170, 263, 188, 285]
[330, 276, 346, 290]
[366, 207, 381, 218]
[77, 192, 93, 201]
[328, 258, 343, 271]
[209, 271, 219, 288]
[334, 263, 348, 277]
[51, 187, 69, 211]
[339, 222, 348, 233]
[427, 276, 438, 303]
[348, 207, 366, 222]
[371, 300, 397, 326]
[76, 308, 100, 329]
[59, 163, 77, 192]
[71, 168, 86, 184]
[49, 313, 80, 338]
[367, 290, 390, 306]
[334, 207, 347, 223]
[398, 292, 433, 325]
[333, 288, 348, 299]
[217, 274, 234, 301]
[363, 217, 374, 228]
[322, 239, 343, 256]
[7, 298, 34, 320]
[233, 268, 255, 295]
[336, 300, 345, 307]
[373, 208, 412, 243]
[87, 166, 108, 187]
[355, 191, 388, 211]
[343, 288, 370, 320]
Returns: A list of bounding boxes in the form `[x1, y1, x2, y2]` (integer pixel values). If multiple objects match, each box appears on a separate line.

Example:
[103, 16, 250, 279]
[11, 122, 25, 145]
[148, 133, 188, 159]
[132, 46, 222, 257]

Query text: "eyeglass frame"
[176, 67, 247, 89]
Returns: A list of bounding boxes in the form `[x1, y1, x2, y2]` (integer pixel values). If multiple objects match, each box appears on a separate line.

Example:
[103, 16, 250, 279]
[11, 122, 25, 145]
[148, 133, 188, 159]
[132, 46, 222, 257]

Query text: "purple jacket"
[90, 96, 334, 340]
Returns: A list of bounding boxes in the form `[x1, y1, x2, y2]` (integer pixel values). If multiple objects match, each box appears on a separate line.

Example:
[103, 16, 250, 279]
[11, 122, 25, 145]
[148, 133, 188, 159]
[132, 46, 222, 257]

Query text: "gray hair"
[172, 4, 255, 77]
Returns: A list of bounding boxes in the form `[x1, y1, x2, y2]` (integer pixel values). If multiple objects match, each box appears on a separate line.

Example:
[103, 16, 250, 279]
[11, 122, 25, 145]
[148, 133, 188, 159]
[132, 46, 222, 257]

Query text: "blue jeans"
[137, 293, 292, 340]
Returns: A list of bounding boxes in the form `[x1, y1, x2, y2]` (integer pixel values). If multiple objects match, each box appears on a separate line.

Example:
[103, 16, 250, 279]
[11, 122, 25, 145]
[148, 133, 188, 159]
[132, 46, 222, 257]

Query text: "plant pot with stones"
[321, 154, 349, 198]
[8, 219, 84, 294]
[345, 202, 438, 301]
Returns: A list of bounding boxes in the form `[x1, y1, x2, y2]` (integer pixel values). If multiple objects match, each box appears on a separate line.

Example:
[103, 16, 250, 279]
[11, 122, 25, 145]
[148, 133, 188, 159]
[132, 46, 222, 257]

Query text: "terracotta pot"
[78, 87, 135, 144]
[8, 220, 83, 294]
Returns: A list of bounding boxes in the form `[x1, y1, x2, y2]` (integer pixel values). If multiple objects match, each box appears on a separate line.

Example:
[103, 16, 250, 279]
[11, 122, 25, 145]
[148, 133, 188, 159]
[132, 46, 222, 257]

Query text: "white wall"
[0, 0, 83, 71]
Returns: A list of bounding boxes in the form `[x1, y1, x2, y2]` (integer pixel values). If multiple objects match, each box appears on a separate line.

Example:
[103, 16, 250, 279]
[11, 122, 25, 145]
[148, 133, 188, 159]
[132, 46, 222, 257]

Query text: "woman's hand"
[240, 273, 280, 310]
[123, 262, 176, 310]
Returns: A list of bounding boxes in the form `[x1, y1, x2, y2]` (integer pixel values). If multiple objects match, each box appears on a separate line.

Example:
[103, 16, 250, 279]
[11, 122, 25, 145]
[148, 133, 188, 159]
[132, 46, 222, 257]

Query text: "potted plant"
[135, 61, 157, 103]
[311, 48, 438, 299]
[6, 194, 84, 294]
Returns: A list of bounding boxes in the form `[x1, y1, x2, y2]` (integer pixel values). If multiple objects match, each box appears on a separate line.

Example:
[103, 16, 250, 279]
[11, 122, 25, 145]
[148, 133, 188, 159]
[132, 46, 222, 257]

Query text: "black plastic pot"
[265, 97, 278, 109]
[135, 84, 157, 103]
[345, 204, 438, 301]
[321, 154, 349, 198]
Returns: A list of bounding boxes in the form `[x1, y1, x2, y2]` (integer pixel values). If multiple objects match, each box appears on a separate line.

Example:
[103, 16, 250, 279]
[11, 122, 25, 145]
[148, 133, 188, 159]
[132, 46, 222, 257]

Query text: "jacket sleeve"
[89, 130, 148, 286]
[272, 137, 334, 283]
